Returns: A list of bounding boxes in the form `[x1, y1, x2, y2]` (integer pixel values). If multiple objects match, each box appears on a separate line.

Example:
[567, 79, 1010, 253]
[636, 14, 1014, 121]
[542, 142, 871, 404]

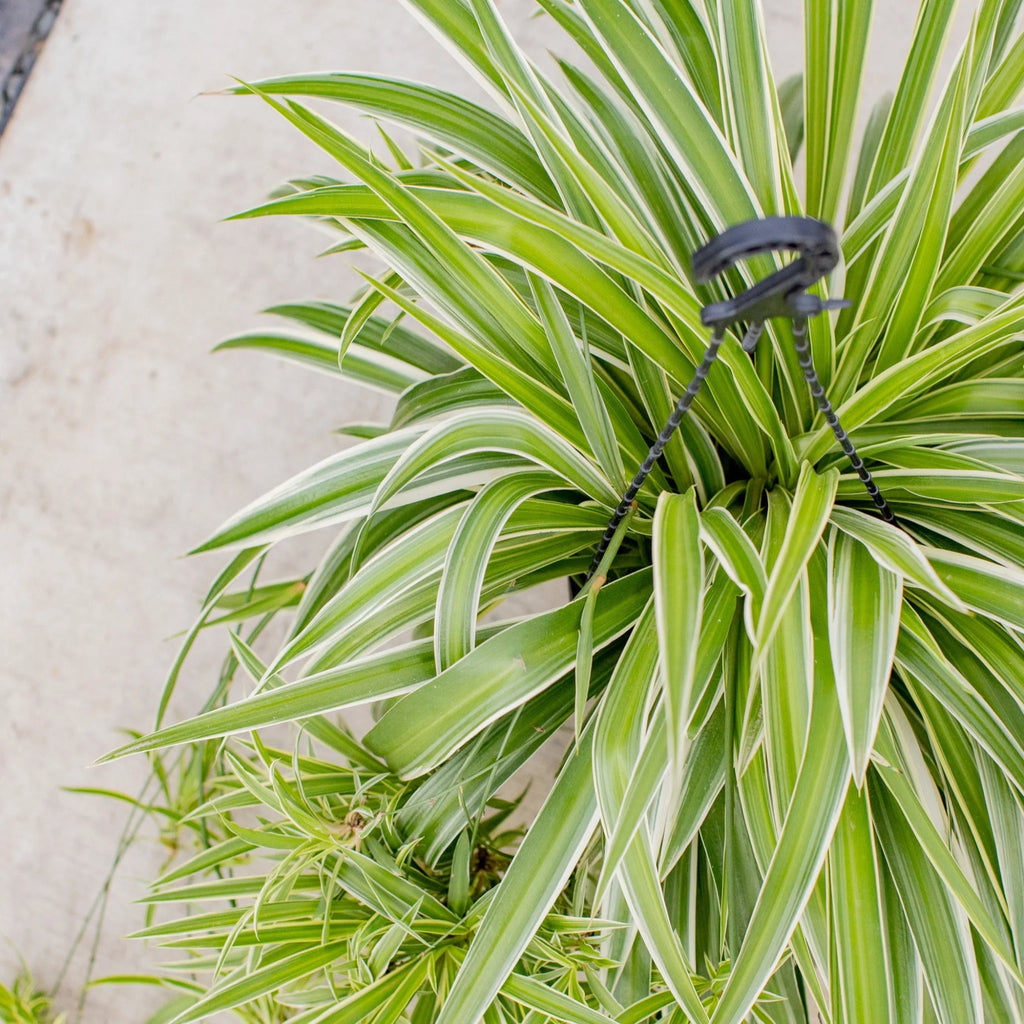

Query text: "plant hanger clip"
[587, 216, 894, 580]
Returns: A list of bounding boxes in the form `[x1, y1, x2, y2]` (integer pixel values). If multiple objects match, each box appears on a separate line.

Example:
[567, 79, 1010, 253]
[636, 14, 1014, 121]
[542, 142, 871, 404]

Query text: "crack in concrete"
[1, 0, 64, 134]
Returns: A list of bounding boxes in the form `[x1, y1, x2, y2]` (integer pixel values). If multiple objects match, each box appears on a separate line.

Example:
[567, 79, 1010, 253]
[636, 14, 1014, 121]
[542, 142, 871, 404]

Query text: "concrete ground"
[0, 0, 968, 1020]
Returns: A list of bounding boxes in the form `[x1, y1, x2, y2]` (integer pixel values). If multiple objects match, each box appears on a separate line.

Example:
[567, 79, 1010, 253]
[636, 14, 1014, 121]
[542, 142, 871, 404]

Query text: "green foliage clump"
[0, 970, 65, 1024]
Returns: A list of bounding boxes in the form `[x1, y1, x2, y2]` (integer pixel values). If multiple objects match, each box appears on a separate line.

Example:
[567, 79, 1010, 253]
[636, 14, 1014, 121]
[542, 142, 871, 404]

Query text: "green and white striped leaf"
[164, 940, 348, 1024]
[529, 273, 625, 487]
[653, 489, 704, 783]
[754, 464, 838, 656]
[924, 548, 1024, 630]
[192, 428, 425, 552]
[238, 72, 556, 201]
[827, 530, 903, 784]
[214, 331, 423, 392]
[828, 787, 894, 1024]
[829, 506, 964, 608]
[369, 409, 619, 518]
[435, 469, 567, 671]
[100, 639, 437, 761]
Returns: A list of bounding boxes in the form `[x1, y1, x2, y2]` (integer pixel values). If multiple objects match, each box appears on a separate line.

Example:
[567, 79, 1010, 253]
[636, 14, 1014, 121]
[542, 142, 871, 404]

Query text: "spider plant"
[102, 0, 1024, 1021]
[0, 967, 65, 1024]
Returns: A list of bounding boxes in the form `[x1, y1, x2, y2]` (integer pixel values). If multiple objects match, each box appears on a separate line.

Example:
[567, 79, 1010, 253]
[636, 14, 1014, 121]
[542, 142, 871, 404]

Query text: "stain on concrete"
[0, 0, 64, 134]
[62, 214, 96, 255]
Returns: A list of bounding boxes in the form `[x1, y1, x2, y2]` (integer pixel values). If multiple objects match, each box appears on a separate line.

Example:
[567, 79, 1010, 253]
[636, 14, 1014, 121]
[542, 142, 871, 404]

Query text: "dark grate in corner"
[0, 0, 64, 135]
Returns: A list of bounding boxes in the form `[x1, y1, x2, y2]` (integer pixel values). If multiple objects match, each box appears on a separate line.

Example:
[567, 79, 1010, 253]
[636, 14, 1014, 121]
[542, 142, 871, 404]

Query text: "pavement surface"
[0, 0, 972, 1020]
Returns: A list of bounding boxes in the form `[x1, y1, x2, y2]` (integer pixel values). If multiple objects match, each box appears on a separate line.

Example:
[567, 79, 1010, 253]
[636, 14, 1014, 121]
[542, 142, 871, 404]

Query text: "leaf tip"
[91, 747, 126, 767]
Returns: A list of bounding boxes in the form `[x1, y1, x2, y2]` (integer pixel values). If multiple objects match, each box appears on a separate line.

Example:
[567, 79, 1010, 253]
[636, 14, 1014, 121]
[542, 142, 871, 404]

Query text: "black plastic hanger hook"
[693, 215, 850, 339]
